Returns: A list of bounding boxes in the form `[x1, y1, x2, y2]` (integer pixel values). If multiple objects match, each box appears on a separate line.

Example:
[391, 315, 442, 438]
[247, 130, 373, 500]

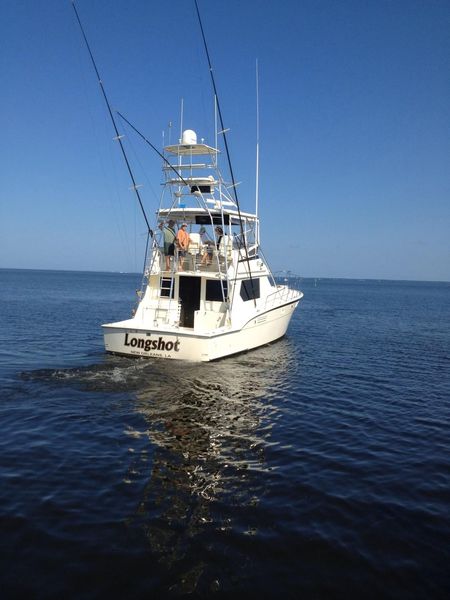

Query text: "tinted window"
[206, 280, 228, 301]
[240, 278, 260, 301]
[195, 214, 230, 225]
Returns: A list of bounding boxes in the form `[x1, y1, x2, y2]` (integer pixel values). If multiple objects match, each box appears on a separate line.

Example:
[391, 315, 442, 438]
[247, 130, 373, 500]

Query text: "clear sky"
[1, 0, 449, 281]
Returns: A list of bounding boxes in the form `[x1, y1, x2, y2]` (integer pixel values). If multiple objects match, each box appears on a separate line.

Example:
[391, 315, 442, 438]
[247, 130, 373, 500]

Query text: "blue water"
[1, 269, 449, 599]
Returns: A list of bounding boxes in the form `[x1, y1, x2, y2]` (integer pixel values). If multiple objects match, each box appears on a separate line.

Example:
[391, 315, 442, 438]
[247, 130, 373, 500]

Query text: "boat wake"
[19, 336, 298, 396]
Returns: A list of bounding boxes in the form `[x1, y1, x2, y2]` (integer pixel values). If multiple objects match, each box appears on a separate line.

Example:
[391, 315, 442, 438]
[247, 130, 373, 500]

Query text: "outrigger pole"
[71, 1, 153, 237]
[194, 0, 257, 303]
[116, 111, 192, 189]
[194, 1, 248, 231]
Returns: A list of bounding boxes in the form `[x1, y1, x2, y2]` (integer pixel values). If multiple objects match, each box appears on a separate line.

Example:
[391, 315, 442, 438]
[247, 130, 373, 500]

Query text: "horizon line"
[0, 266, 448, 284]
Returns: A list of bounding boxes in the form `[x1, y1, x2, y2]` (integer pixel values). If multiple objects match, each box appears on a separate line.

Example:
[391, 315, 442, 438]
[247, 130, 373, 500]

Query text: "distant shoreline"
[0, 267, 448, 284]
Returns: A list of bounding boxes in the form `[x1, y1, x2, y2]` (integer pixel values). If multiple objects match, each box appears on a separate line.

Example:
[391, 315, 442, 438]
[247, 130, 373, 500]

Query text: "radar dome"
[182, 129, 197, 145]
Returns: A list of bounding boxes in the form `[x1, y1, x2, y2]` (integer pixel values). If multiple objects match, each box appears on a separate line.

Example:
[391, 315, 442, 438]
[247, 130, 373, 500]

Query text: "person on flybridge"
[162, 219, 176, 271]
[214, 226, 223, 249]
[199, 226, 214, 266]
[176, 223, 190, 271]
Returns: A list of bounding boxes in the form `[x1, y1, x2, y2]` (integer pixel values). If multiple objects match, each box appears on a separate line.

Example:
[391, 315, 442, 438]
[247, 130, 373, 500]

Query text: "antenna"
[255, 59, 260, 245]
[179, 98, 184, 174]
[179, 98, 184, 142]
[214, 95, 218, 165]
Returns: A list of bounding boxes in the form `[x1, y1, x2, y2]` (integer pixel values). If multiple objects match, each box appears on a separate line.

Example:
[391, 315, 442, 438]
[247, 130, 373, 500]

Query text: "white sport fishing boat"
[73, 1, 303, 362]
[103, 128, 302, 361]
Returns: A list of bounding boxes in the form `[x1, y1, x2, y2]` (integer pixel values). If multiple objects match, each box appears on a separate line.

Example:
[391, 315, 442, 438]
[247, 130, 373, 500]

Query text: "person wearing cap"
[162, 219, 176, 270]
[176, 223, 190, 270]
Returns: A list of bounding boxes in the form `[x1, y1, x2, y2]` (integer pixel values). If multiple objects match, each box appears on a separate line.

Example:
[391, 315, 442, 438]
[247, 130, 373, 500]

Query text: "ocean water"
[0, 269, 449, 599]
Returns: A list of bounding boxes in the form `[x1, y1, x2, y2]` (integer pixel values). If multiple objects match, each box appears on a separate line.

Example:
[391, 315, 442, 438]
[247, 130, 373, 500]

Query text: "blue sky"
[1, 0, 449, 281]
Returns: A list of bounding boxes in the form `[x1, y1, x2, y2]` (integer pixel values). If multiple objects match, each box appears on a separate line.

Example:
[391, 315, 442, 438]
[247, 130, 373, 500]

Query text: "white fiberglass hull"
[103, 299, 299, 362]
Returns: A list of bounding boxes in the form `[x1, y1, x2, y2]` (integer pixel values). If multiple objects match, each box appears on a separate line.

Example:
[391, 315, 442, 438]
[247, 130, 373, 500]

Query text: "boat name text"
[124, 333, 180, 352]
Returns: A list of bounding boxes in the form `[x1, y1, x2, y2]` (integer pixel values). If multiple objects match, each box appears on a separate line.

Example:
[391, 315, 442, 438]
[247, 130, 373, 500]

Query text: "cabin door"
[178, 276, 201, 328]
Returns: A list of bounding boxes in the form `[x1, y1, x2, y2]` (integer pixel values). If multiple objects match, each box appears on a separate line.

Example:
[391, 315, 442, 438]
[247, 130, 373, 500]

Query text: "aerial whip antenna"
[255, 59, 260, 246]
[71, 1, 153, 236]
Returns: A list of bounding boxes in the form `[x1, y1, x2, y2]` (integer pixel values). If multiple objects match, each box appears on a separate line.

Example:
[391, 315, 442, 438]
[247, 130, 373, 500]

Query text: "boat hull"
[103, 300, 299, 362]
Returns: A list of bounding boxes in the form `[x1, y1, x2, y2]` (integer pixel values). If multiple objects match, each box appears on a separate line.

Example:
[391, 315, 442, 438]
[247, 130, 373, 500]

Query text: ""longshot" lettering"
[124, 333, 181, 353]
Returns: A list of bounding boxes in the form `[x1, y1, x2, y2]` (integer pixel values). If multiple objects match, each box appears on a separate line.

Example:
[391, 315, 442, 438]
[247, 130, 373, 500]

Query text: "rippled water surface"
[1, 269, 449, 599]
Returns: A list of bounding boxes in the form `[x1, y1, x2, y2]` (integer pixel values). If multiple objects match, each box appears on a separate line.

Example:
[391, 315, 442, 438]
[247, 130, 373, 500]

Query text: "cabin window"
[195, 215, 230, 226]
[206, 279, 228, 302]
[240, 278, 260, 301]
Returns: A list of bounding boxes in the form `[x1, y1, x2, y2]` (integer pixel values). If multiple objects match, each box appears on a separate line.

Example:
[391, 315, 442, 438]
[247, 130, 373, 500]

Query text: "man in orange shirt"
[176, 223, 190, 270]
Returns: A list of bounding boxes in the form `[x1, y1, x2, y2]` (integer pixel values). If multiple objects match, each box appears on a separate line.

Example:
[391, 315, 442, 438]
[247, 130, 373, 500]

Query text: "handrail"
[263, 285, 300, 312]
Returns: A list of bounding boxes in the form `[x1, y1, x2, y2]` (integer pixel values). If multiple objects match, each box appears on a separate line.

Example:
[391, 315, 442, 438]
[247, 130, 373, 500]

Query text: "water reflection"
[19, 337, 299, 594]
[126, 339, 297, 593]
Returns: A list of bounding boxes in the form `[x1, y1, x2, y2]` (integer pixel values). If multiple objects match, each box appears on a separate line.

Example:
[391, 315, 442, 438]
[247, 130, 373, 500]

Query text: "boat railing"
[173, 242, 234, 274]
[144, 241, 235, 276]
[175, 253, 228, 274]
[263, 285, 300, 311]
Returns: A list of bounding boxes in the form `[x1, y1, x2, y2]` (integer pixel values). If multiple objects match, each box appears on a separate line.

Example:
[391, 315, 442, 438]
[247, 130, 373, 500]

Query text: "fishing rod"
[71, 1, 153, 237]
[194, 0, 257, 302]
